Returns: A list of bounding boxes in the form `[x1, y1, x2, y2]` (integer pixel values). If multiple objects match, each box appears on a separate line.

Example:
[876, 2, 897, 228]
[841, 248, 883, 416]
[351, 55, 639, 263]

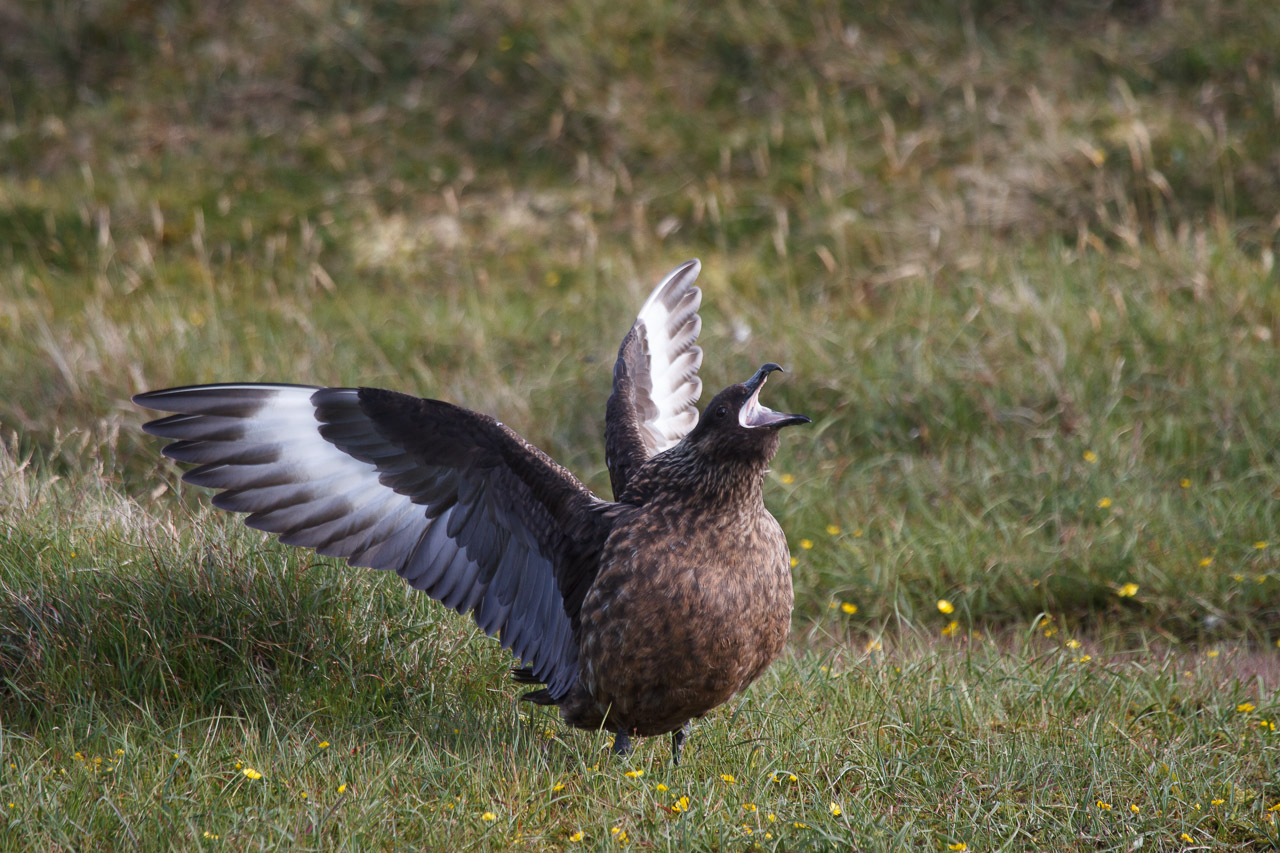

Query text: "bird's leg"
[611, 731, 633, 757]
[671, 722, 690, 766]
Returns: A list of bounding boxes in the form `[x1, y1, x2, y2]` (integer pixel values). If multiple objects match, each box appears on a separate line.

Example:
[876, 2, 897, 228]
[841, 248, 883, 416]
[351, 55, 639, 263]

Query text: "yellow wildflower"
[829, 802, 842, 817]
[743, 803, 757, 812]
[1097, 497, 1113, 509]
[841, 602, 857, 615]
[720, 774, 735, 784]
[1255, 541, 1269, 550]
[624, 769, 643, 778]
[1097, 801, 1111, 810]
[937, 599, 955, 615]
[569, 830, 584, 842]
[672, 796, 689, 813]
[318, 741, 330, 749]
[1083, 450, 1098, 463]
[1211, 799, 1224, 806]
[1117, 583, 1138, 597]
[949, 844, 968, 852]
[1180, 478, 1190, 488]
[942, 620, 959, 636]
[1066, 639, 1081, 649]
[338, 784, 347, 794]
[1130, 804, 1140, 813]
[800, 539, 814, 550]
[552, 781, 566, 791]
[482, 812, 497, 821]
[1207, 649, 1220, 658]
[1199, 557, 1213, 567]
[826, 524, 841, 536]
[654, 783, 668, 792]
[1180, 833, 1193, 842]
[790, 557, 798, 568]
[1237, 703, 1255, 713]
[242, 767, 262, 780]
[780, 473, 795, 485]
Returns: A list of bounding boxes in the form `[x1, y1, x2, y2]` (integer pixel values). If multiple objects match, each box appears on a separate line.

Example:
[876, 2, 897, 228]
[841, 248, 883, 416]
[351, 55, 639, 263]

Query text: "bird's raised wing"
[134, 383, 614, 699]
[604, 260, 703, 497]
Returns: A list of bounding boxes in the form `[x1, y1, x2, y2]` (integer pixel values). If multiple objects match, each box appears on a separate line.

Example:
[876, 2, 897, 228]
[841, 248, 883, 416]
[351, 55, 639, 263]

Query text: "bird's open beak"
[740, 364, 811, 429]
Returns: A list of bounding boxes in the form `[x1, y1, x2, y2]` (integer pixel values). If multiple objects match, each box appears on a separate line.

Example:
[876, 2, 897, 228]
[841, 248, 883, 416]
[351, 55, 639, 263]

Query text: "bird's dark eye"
[716, 405, 728, 418]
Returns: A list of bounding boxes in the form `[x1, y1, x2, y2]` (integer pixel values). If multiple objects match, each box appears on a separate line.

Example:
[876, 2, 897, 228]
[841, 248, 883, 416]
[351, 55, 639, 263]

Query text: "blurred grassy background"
[2, 0, 1280, 848]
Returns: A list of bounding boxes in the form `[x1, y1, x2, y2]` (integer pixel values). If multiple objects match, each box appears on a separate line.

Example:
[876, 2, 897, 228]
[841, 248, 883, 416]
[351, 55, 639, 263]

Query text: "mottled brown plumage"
[133, 260, 807, 765]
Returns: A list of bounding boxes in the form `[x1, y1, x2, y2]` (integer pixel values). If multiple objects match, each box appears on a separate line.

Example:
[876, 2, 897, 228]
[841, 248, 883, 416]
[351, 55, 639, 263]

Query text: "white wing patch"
[634, 260, 704, 453]
[148, 385, 420, 557]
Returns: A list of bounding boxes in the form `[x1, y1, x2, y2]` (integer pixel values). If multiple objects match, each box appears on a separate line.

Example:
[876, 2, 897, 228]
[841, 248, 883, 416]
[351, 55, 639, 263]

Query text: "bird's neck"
[624, 444, 770, 512]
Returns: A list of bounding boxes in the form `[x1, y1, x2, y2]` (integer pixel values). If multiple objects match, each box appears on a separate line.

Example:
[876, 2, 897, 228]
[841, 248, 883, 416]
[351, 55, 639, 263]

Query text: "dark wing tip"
[133, 383, 324, 410]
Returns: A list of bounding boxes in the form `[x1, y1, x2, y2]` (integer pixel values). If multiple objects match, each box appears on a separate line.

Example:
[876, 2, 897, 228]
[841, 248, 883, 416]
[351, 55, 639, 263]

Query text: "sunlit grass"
[1, 459, 1277, 848]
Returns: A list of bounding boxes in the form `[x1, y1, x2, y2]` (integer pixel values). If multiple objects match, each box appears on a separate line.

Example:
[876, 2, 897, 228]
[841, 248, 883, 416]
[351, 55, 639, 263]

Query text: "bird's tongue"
[739, 377, 789, 428]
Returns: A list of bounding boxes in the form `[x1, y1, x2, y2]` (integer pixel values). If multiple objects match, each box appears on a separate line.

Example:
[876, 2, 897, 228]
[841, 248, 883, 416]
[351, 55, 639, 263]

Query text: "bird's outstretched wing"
[134, 383, 614, 699]
[604, 260, 704, 497]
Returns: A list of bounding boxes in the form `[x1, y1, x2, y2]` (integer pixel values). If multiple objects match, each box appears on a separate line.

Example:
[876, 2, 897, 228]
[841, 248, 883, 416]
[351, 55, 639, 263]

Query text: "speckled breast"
[576, 504, 794, 736]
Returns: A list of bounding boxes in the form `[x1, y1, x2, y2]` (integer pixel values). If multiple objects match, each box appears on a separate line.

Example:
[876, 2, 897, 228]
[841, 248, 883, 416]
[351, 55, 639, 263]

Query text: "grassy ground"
[3, 0, 1280, 849]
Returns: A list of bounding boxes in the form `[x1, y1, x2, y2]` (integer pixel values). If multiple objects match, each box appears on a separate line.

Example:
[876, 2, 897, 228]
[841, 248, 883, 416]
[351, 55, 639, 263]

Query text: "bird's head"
[685, 363, 810, 464]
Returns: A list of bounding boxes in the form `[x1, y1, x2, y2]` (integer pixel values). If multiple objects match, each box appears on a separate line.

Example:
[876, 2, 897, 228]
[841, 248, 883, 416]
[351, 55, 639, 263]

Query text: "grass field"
[3, 0, 1280, 849]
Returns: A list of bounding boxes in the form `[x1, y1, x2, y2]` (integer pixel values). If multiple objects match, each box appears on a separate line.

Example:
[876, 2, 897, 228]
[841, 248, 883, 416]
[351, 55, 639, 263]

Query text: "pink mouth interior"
[740, 378, 784, 428]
